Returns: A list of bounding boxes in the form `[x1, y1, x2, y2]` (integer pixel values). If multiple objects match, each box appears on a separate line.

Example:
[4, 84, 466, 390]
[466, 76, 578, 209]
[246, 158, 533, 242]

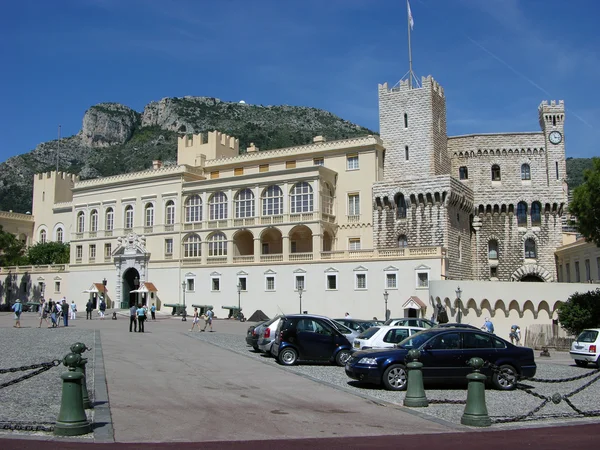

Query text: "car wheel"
[382, 364, 407, 391]
[492, 364, 518, 390]
[575, 359, 588, 368]
[335, 349, 351, 366]
[278, 348, 298, 366]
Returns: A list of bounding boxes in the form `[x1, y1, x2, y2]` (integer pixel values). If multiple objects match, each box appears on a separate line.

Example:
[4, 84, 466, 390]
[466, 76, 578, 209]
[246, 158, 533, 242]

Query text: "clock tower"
[539, 100, 566, 190]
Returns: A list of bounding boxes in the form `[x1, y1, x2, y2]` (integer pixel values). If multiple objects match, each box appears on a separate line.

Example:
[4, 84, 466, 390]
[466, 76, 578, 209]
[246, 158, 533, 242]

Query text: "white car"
[570, 328, 600, 367]
[352, 325, 425, 351]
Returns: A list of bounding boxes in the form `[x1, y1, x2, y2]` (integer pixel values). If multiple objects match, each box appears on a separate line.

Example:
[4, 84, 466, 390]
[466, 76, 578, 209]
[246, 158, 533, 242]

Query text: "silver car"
[258, 316, 282, 354]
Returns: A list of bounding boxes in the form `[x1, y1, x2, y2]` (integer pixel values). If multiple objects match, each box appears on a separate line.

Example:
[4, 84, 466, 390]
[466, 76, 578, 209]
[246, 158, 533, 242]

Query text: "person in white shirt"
[70, 300, 77, 320]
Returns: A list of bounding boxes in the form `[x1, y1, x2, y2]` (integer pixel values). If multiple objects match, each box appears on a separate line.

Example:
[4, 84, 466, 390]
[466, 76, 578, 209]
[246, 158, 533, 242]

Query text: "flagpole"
[407, 0, 413, 89]
[56, 125, 61, 172]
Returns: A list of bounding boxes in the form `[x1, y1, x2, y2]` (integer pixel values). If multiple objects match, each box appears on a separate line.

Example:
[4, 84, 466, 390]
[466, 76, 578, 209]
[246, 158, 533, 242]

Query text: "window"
[76, 245, 83, 260]
[234, 167, 244, 176]
[322, 183, 334, 216]
[265, 276, 275, 291]
[39, 229, 46, 243]
[210, 171, 219, 179]
[259, 164, 269, 173]
[417, 272, 429, 288]
[524, 238, 536, 259]
[89, 244, 96, 260]
[429, 332, 461, 350]
[124, 205, 134, 229]
[295, 275, 305, 291]
[404, 113, 408, 128]
[208, 232, 227, 256]
[347, 154, 359, 170]
[165, 200, 175, 225]
[290, 181, 313, 213]
[555, 161, 559, 180]
[211, 277, 220, 291]
[517, 202, 528, 227]
[209, 192, 228, 220]
[183, 234, 201, 258]
[56, 227, 63, 243]
[585, 259, 591, 282]
[77, 211, 85, 233]
[575, 261, 581, 283]
[490, 267, 498, 278]
[262, 185, 283, 216]
[285, 160, 296, 169]
[459, 166, 468, 180]
[326, 274, 337, 290]
[566, 263, 571, 282]
[386, 273, 397, 289]
[405, 146, 409, 161]
[491, 164, 501, 181]
[185, 195, 202, 223]
[348, 193, 360, 216]
[531, 201, 541, 226]
[384, 328, 410, 344]
[463, 332, 493, 349]
[235, 188, 255, 218]
[238, 277, 247, 291]
[186, 278, 195, 292]
[398, 235, 408, 248]
[396, 194, 407, 219]
[262, 243, 269, 254]
[55, 281, 61, 293]
[488, 240, 498, 259]
[104, 243, 111, 258]
[521, 164, 531, 181]
[355, 273, 367, 290]
[348, 238, 361, 250]
[165, 239, 173, 255]
[105, 208, 114, 231]
[313, 158, 324, 166]
[90, 210, 98, 232]
[145, 203, 154, 227]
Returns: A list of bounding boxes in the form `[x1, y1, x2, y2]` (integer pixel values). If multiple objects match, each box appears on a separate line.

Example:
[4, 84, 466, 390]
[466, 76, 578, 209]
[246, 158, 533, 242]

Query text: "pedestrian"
[509, 325, 521, 345]
[70, 301, 77, 320]
[481, 317, 495, 334]
[55, 300, 62, 327]
[38, 299, 49, 328]
[345, 312, 352, 319]
[62, 299, 69, 327]
[202, 307, 214, 332]
[143, 304, 149, 320]
[12, 299, 23, 328]
[129, 303, 137, 332]
[136, 303, 146, 333]
[190, 307, 201, 332]
[49, 300, 58, 328]
[150, 303, 156, 321]
[99, 297, 106, 320]
[86, 299, 93, 320]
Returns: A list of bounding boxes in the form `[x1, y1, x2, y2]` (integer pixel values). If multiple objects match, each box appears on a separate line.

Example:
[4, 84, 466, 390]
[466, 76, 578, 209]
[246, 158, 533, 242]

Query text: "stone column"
[283, 235, 290, 261]
[254, 237, 261, 263]
[227, 238, 233, 264]
[312, 232, 322, 261]
[201, 241, 208, 265]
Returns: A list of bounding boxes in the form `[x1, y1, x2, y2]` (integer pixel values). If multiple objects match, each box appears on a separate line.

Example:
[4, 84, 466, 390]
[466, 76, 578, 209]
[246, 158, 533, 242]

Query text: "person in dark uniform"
[86, 299, 93, 320]
[129, 304, 137, 332]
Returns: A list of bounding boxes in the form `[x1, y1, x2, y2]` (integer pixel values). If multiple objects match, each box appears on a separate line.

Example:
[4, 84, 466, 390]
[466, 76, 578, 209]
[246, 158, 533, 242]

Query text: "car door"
[460, 331, 497, 378]
[295, 318, 335, 360]
[419, 332, 464, 379]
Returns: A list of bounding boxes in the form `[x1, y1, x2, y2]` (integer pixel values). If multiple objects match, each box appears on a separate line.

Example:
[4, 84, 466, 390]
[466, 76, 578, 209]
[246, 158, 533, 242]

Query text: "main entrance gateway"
[112, 233, 150, 309]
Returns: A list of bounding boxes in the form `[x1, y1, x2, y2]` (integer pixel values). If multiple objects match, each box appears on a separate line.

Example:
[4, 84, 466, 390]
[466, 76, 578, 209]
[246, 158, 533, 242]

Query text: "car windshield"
[397, 330, 436, 349]
[330, 320, 352, 334]
[576, 330, 599, 343]
[357, 327, 379, 339]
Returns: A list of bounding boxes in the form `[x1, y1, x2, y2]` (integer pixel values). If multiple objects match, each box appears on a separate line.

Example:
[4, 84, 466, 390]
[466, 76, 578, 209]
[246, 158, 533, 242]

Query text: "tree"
[0, 226, 27, 267]
[569, 157, 600, 246]
[557, 289, 600, 335]
[26, 241, 70, 265]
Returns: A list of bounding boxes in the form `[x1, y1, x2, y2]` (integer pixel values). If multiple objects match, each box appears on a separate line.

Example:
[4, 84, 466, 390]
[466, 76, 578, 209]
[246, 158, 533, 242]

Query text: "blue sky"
[1, 0, 599, 161]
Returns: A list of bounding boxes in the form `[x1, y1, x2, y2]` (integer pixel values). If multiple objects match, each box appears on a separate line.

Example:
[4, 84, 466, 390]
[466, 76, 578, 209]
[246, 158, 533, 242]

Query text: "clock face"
[549, 131, 562, 145]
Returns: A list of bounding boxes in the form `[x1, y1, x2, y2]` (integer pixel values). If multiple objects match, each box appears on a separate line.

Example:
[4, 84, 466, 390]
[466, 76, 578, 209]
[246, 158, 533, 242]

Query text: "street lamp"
[455, 286, 462, 324]
[298, 286, 303, 314]
[237, 282, 242, 312]
[181, 280, 187, 322]
[383, 290, 389, 321]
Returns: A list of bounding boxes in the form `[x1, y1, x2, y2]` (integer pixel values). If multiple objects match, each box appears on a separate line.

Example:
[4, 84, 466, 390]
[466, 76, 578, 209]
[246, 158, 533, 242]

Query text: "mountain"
[0, 98, 374, 213]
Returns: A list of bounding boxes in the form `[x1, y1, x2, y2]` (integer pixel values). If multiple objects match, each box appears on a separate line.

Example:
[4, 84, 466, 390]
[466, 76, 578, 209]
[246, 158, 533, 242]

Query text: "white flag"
[408, 0, 414, 30]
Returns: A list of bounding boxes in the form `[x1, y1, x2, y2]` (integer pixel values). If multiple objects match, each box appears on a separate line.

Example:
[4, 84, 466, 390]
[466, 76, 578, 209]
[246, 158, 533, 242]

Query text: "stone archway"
[511, 264, 553, 282]
[112, 233, 149, 308]
[123, 268, 140, 309]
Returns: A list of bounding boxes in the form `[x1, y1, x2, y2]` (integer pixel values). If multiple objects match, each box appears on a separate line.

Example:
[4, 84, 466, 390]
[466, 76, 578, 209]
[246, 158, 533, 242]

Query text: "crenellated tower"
[539, 100, 567, 195]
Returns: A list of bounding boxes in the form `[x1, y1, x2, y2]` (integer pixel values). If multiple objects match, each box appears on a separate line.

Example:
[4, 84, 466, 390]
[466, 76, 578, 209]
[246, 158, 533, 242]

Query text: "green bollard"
[70, 342, 92, 409]
[461, 357, 492, 427]
[404, 349, 429, 407]
[54, 353, 92, 436]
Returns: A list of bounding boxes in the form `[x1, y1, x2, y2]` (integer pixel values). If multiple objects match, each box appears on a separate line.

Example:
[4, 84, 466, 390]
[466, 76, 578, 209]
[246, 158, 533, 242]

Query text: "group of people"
[189, 307, 214, 332]
[9, 297, 77, 328]
[129, 303, 157, 332]
[480, 317, 522, 345]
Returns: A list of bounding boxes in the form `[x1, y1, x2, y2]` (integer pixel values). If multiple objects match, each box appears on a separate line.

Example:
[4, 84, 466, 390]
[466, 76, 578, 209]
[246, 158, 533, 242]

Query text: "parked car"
[334, 318, 381, 333]
[570, 328, 600, 367]
[245, 320, 269, 351]
[345, 328, 536, 391]
[436, 323, 479, 329]
[329, 320, 362, 344]
[257, 316, 283, 354]
[384, 318, 436, 328]
[352, 325, 425, 351]
[271, 314, 353, 366]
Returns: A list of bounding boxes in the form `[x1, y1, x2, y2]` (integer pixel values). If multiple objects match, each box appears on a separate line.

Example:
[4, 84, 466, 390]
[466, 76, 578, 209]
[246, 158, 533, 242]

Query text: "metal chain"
[0, 421, 55, 432]
[428, 399, 466, 405]
[0, 360, 61, 375]
[0, 360, 61, 390]
[492, 398, 550, 424]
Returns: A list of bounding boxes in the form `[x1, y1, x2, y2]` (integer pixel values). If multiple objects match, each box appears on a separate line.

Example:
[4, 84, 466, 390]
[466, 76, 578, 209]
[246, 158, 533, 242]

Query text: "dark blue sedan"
[345, 327, 536, 391]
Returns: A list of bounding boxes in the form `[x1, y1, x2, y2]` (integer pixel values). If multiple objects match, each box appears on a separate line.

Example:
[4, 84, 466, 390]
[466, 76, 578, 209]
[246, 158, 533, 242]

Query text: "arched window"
[39, 229, 46, 244]
[165, 200, 175, 225]
[124, 205, 134, 229]
[521, 163, 531, 180]
[145, 203, 154, 227]
[491, 164, 501, 181]
[290, 181, 313, 213]
[56, 227, 64, 243]
[524, 238, 536, 258]
[517, 202, 528, 226]
[235, 189, 255, 218]
[488, 240, 498, 259]
[396, 194, 407, 219]
[262, 185, 283, 216]
[77, 211, 85, 233]
[531, 201, 541, 226]
[459, 166, 468, 180]
[185, 195, 202, 223]
[321, 183, 334, 215]
[183, 234, 201, 258]
[105, 208, 114, 231]
[209, 192, 228, 220]
[208, 232, 227, 256]
[90, 209, 98, 232]
[398, 235, 408, 248]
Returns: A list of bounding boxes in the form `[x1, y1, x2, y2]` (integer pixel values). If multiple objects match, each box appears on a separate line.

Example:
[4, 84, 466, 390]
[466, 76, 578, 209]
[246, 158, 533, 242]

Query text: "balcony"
[207, 256, 227, 265]
[233, 255, 254, 264]
[165, 225, 174, 232]
[289, 252, 313, 261]
[260, 254, 283, 263]
[347, 215, 360, 223]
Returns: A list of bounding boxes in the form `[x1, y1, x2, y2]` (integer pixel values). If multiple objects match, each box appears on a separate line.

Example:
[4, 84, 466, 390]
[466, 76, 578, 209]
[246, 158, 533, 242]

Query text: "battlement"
[177, 130, 240, 166]
[35, 171, 79, 182]
[538, 100, 565, 129]
[379, 75, 444, 98]
[178, 130, 239, 152]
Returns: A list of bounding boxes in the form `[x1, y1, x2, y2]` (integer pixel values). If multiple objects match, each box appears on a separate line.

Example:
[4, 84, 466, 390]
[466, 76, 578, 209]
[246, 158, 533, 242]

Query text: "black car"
[345, 328, 536, 391]
[272, 314, 353, 366]
[436, 323, 480, 329]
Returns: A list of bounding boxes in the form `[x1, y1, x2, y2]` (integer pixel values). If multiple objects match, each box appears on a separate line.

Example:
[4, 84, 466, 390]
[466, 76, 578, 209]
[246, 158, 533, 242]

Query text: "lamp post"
[181, 280, 187, 321]
[455, 286, 462, 324]
[298, 286, 303, 314]
[383, 290, 389, 321]
[41, 282, 46, 299]
[237, 282, 242, 312]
